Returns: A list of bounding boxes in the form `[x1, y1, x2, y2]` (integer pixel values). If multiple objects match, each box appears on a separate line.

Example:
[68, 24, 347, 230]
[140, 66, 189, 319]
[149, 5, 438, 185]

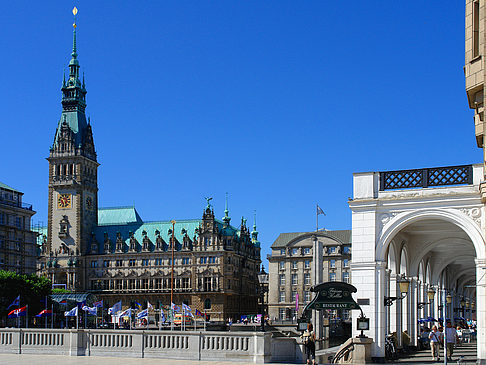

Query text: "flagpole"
[51, 302, 54, 329]
[170, 220, 175, 314]
[45, 296, 48, 329]
[76, 308, 79, 329]
[26, 304, 28, 328]
[316, 203, 318, 232]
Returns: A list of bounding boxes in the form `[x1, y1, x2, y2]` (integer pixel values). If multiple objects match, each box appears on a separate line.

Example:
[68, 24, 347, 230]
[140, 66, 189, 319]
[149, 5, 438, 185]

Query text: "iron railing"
[0, 198, 32, 210]
[380, 165, 473, 191]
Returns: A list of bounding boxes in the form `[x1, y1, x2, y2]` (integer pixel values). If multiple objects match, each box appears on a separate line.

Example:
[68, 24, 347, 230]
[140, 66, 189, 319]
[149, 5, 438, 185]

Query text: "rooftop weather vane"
[72, 6, 78, 28]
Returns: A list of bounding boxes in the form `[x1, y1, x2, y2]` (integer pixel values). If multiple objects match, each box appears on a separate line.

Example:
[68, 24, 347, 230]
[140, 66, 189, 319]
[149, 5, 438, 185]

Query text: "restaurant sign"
[303, 282, 360, 312]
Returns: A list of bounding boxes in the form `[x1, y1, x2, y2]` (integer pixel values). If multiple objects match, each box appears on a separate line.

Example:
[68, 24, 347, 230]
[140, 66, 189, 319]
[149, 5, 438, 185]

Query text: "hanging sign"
[303, 282, 360, 312]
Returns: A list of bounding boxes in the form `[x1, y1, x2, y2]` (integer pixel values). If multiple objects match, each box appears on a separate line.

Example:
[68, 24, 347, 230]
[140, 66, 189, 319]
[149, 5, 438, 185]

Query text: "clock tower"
[46, 11, 98, 290]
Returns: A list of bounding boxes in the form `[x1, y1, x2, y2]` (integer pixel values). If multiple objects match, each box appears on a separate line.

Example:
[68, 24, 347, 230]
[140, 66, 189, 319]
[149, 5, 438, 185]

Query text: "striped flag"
[136, 309, 148, 319]
[36, 309, 53, 317]
[93, 300, 103, 308]
[171, 303, 180, 313]
[8, 306, 27, 318]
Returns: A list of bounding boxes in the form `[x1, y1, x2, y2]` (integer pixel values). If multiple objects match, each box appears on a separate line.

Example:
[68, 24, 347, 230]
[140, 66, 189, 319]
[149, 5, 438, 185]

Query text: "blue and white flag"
[108, 301, 122, 315]
[64, 306, 78, 317]
[82, 305, 98, 316]
[119, 308, 132, 317]
[7, 295, 20, 309]
[136, 309, 148, 319]
[171, 302, 180, 313]
[147, 301, 153, 310]
[317, 205, 326, 216]
[160, 309, 166, 323]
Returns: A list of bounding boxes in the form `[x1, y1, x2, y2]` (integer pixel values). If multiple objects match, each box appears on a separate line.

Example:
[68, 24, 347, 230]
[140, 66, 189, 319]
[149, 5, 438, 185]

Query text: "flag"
[295, 293, 299, 311]
[134, 301, 142, 310]
[195, 309, 204, 317]
[7, 295, 20, 309]
[93, 300, 103, 308]
[136, 309, 148, 319]
[171, 303, 180, 313]
[36, 309, 53, 317]
[64, 306, 78, 317]
[8, 306, 27, 318]
[77, 300, 86, 308]
[82, 306, 98, 316]
[108, 301, 122, 315]
[317, 205, 326, 216]
[182, 303, 191, 312]
[119, 308, 132, 317]
[147, 301, 153, 310]
[159, 309, 166, 323]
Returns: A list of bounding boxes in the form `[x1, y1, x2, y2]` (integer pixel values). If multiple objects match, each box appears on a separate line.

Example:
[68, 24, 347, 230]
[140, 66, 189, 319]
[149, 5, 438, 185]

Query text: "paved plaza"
[0, 342, 477, 365]
[0, 354, 295, 365]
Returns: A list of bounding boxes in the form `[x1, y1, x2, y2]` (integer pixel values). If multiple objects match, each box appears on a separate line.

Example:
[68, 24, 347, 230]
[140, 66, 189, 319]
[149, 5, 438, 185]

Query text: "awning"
[51, 293, 97, 304]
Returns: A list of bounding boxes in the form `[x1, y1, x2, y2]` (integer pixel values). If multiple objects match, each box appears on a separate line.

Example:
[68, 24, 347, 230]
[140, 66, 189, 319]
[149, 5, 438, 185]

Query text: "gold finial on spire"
[72, 6, 78, 28]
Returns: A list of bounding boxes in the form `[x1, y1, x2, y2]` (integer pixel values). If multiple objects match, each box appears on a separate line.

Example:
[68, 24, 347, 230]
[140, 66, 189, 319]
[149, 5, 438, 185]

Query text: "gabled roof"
[271, 229, 351, 248]
[98, 206, 143, 225]
[0, 182, 22, 194]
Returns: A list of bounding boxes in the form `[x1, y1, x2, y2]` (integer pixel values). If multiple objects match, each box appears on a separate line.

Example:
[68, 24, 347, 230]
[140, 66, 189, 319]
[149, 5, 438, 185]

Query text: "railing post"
[379, 172, 385, 191]
[422, 168, 428, 188]
[467, 165, 473, 184]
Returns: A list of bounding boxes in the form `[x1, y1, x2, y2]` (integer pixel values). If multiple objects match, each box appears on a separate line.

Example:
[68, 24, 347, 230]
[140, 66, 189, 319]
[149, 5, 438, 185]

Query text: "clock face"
[57, 194, 71, 209]
[86, 196, 93, 210]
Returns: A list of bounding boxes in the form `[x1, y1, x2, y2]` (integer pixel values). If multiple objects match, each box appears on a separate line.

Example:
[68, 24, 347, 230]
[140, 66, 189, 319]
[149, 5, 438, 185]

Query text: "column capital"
[350, 260, 386, 271]
[475, 258, 486, 267]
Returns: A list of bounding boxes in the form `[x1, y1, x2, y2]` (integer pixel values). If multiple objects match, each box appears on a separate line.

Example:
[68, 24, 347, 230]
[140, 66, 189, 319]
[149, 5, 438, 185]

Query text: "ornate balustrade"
[379, 165, 473, 191]
[0, 328, 276, 363]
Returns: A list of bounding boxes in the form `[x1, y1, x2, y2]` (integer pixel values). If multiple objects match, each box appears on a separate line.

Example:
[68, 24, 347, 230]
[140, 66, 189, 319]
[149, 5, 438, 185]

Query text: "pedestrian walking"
[429, 325, 442, 362]
[445, 322, 459, 361]
[301, 323, 316, 365]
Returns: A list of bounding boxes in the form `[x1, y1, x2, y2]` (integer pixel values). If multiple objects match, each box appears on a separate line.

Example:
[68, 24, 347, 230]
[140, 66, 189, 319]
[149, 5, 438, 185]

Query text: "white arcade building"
[349, 164, 484, 362]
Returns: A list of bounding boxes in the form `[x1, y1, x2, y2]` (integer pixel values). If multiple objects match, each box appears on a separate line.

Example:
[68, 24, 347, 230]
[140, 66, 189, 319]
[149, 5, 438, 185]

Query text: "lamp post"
[384, 275, 410, 306]
[418, 288, 436, 310]
[257, 266, 269, 332]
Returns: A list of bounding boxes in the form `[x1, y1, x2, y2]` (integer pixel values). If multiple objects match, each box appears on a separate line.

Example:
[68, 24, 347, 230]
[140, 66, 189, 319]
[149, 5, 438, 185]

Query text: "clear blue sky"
[1, 1, 479, 267]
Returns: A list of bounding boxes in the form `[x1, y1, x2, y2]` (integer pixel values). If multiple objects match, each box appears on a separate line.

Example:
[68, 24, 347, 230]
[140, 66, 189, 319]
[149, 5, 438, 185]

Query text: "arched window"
[204, 298, 211, 310]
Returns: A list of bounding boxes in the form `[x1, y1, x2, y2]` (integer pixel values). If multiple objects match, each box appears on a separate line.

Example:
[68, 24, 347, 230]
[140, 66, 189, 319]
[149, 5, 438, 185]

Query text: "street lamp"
[385, 275, 410, 306]
[257, 266, 269, 332]
[446, 294, 452, 304]
[418, 288, 436, 309]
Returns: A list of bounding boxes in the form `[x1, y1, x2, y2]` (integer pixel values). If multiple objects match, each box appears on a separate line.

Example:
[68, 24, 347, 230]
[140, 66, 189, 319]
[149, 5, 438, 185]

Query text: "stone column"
[312, 235, 324, 340]
[409, 277, 418, 347]
[476, 258, 486, 364]
[352, 261, 387, 359]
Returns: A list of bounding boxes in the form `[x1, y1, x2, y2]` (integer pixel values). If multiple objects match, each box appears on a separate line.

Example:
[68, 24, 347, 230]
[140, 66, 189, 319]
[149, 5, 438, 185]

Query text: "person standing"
[429, 325, 442, 361]
[445, 322, 458, 361]
[301, 323, 316, 365]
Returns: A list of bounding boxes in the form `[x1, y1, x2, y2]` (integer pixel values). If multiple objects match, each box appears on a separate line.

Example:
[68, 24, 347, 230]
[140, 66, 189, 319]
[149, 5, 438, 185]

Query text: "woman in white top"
[428, 325, 443, 361]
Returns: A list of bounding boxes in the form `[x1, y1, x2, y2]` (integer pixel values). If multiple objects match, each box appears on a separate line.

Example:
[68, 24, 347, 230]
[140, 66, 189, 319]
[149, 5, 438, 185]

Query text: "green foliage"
[52, 288, 72, 294]
[0, 270, 52, 316]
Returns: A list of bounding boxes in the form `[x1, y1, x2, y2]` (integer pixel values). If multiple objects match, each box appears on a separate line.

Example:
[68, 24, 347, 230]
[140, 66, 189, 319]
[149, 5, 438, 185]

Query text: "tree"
[0, 270, 52, 325]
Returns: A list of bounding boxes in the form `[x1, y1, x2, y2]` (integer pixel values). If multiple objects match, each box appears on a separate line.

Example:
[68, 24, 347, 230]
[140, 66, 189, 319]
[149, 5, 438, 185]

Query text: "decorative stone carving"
[380, 212, 398, 226]
[457, 207, 482, 227]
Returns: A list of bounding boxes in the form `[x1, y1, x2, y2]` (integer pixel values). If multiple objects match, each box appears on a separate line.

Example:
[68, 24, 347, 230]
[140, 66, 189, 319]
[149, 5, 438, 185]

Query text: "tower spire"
[222, 192, 231, 227]
[251, 210, 259, 244]
[72, 7, 78, 59]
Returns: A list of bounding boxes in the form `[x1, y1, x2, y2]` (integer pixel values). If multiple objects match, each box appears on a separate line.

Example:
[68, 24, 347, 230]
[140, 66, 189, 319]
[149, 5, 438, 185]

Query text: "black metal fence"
[379, 165, 473, 191]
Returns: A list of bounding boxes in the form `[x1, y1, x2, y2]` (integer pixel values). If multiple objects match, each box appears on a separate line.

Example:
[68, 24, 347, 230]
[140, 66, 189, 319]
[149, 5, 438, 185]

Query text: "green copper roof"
[98, 206, 143, 225]
[0, 182, 21, 193]
[271, 229, 351, 248]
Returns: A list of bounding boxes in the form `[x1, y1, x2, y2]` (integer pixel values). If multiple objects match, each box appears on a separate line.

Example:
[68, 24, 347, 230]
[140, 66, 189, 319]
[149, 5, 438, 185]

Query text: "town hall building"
[37, 18, 261, 320]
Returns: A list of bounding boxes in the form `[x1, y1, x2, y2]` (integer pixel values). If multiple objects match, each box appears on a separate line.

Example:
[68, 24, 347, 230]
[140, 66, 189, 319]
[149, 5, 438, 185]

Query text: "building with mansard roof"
[37, 17, 261, 320]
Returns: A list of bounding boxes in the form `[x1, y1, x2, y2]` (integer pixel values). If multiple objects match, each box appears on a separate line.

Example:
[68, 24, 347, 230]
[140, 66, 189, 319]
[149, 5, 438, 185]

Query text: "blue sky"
[1, 1, 479, 267]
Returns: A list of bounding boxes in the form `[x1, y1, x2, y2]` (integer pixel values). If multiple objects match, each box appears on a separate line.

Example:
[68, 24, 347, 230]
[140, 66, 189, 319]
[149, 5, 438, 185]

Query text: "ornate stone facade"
[0, 183, 37, 274]
[267, 230, 351, 322]
[37, 20, 261, 320]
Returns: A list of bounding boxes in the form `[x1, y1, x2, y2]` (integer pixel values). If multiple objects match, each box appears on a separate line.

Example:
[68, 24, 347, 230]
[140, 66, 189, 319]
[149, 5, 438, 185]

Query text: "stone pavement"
[396, 342, 477, 365]
[0, 354, 296, 365]
[0, 342, 477, 365]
